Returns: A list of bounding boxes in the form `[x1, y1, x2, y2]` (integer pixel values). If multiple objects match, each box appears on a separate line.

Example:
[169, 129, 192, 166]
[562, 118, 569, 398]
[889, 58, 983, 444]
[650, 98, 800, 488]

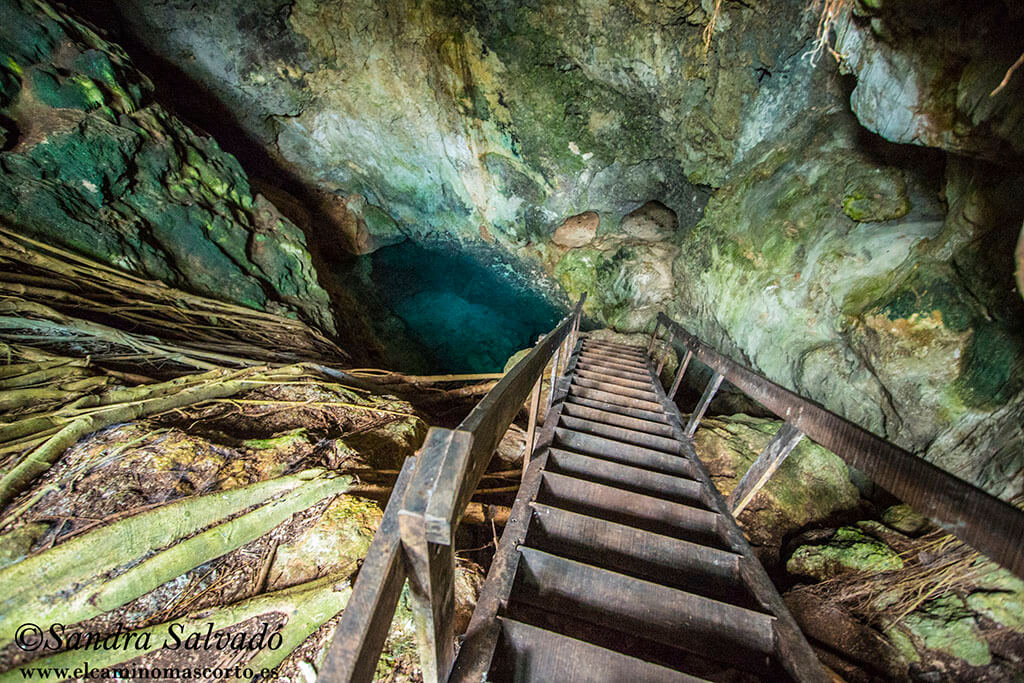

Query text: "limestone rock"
[835, 5, 1024, 161]
[881, 504, 929, 536]
[0, 0, 336, 335]
[620, 201, 677, 241]
[551, 211, 598, 248]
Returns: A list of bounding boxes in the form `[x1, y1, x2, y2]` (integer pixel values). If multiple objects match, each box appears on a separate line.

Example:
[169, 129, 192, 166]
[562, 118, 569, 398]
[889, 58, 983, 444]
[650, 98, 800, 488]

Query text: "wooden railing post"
[668, 349, 692, 400]
[398, 428, 466, 683]
[728, 423, 804, 515]
[546, 345, 560, 414]
[685, 371, 723, 437]
[318, 457, 418, 683]
[523, 375, 542, 472]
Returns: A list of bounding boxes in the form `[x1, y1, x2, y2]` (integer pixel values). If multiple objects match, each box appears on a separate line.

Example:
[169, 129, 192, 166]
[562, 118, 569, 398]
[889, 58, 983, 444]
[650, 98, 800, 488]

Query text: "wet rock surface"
[0, 0, 335, 334]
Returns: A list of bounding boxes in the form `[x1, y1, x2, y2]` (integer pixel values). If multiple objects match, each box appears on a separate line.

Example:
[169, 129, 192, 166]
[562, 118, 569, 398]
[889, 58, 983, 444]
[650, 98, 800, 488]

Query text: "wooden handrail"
[397, 294, 585, 681]
[655, 312, 1024, 580]
[319, 295, 586, 683]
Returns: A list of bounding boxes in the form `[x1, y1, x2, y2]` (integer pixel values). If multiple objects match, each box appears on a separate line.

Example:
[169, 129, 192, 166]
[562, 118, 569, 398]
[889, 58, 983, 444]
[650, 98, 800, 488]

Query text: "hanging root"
[702, 0, 724, 56]
[804, 0, 850, 67]
[789, 530, 1001, 629]
[991, 51, 1024, 96]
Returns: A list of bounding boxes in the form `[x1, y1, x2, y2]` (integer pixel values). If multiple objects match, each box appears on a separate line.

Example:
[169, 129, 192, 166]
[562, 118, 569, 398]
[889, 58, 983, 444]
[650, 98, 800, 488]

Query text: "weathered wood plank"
[728, 423, 804, 515]
[545, 448, 703, 505]
[317, 456, 418, 683]
[494, 617, 700, 683]
[574, 359, 652, 381]
[512, 548, 775, 665]
[569, 382, 663, 409]
[574, 367, 653, 391]
[537, 471, 723, 546]
[561, 401, 676, 436]
[550, 431, 696, 478]
[563, 394, 672, 424]
[559, 414, 683, 454]
[684, 371, 723, 437]
[525, 502, 746, 600]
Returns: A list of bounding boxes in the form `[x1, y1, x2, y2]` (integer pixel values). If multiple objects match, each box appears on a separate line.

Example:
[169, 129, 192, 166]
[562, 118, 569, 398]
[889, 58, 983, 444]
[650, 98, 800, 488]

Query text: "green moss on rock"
[900, 595, 991, 667]
[787, 526, 904, 581]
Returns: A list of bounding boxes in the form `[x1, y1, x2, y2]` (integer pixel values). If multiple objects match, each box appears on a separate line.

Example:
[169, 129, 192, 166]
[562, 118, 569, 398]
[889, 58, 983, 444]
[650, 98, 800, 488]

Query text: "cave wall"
[1, 0, 1021, 499]
[0, 0, 336, 335]
[103, 0, 1024, 499]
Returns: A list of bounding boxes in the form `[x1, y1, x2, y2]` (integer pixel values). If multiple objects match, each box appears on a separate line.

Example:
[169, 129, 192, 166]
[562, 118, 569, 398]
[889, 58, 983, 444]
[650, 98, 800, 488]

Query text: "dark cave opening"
[335, 239, 565, 374]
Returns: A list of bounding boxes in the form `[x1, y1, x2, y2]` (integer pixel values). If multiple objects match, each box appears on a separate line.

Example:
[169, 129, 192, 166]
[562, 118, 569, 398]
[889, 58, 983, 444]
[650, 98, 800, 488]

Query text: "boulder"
[551, 211, 599, 248]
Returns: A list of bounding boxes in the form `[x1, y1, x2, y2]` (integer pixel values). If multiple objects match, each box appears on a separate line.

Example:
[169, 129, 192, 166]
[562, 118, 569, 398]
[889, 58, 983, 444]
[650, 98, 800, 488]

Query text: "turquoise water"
[339, 240, 565, 374]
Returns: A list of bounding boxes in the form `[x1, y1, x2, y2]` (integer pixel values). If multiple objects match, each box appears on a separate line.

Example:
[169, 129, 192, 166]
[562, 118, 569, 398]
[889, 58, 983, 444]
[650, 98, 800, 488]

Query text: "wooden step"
[511, 548, 775, 669]
[561, 401, 675, 437]
[574, 360, 652, 382]
[579, 343, 648, 359]
[551, 430, 695, 478]
[578, 350, 648, 369]
[574, 367, 652, 391]
[582, 340, 648, 357]
[568, 384, 665, 412]
[492, 617, 701, 683]
[525, 503, 757, 608]
[559, 414, 683, 454]
[564, 395, 670, 425]
[536, 471, 724, 547]
[544, 448, 703, 505]
[572, 377, 659, 402]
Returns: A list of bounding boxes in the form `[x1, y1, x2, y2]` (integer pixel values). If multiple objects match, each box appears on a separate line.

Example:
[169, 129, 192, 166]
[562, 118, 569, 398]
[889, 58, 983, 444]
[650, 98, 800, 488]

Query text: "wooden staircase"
[451, 337, 824, 682]
[321, 301, 1023, 683]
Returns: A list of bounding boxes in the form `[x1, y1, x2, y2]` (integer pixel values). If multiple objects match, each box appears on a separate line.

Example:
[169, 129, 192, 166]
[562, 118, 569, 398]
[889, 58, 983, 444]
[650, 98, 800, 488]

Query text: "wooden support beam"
[728, 423, 804, 515]
[317, 457, 418, 683]
[647, 319, 661, 355]
[685, 371, 723, 437]
[667, 349, 692, 400]
[397, 430, 462, 683]
[523, 375, 542, 472]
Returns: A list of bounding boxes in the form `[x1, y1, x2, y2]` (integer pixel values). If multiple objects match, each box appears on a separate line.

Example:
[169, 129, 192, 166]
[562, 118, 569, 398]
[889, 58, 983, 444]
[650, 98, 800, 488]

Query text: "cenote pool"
[336, 240, 565, 374]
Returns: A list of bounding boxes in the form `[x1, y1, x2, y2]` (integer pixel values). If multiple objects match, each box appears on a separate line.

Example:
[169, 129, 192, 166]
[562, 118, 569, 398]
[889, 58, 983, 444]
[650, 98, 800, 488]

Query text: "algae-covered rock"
[881, 503, 930, 536]
[269, 495, 381, 589]
[694, 414, 860, 549]
[787, 526, 904, 581]
[841, 167, 910, 222]
[339, 415, 427, 470]
[898, 595, 991, 667]
[0, 0, 335, 334]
